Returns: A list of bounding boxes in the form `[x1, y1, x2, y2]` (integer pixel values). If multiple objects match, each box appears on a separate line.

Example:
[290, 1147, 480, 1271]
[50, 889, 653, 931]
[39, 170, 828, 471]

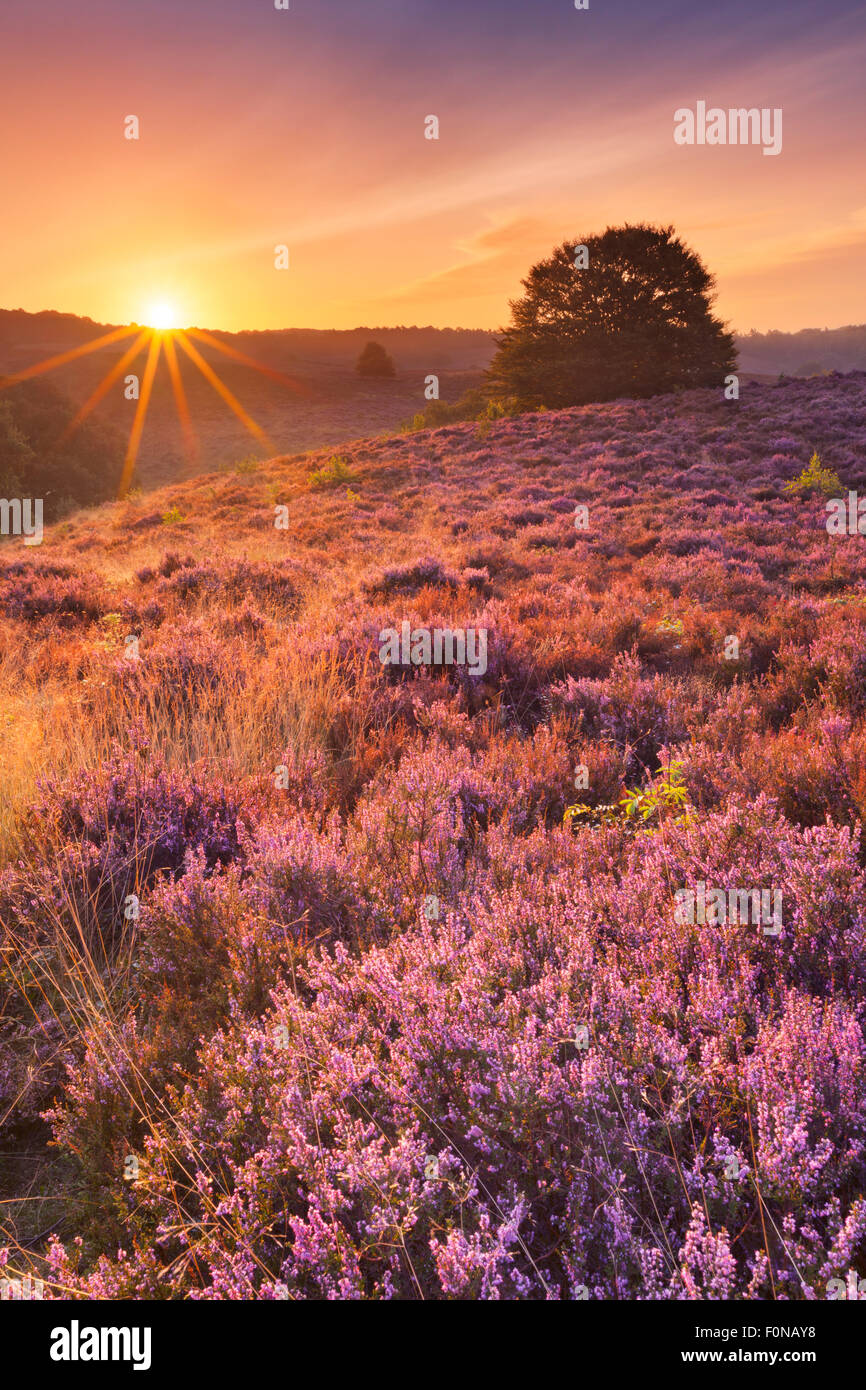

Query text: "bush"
[308, 454, 356, 490]
[355, 341, 396, 378]
[403, 388, 526, 433]
[782, 450, 842, 498]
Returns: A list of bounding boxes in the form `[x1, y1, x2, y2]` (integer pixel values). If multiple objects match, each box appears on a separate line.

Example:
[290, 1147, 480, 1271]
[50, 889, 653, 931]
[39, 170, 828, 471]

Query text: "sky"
[1, 0, 864, 334]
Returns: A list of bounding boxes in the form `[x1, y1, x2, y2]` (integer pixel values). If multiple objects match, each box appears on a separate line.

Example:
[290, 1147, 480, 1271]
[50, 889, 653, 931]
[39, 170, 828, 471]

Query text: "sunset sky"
[2, 0, 864, 334]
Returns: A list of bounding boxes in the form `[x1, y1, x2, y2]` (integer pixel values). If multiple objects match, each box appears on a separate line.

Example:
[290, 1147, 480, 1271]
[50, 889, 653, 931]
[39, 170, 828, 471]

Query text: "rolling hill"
[3, 310, 866, 494]
[2, 370, 866, 1297]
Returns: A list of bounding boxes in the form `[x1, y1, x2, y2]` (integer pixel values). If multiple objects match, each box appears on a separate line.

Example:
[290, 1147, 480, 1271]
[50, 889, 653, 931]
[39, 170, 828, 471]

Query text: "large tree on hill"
[487, 223, 736, 409]
[355, 340, 396, 378]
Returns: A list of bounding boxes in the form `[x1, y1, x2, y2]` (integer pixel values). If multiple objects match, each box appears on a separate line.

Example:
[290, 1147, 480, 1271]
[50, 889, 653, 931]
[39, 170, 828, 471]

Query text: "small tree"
[487, 223, 736, 409]
[356, 341, 396, 378]
[782, 451, 841, 498]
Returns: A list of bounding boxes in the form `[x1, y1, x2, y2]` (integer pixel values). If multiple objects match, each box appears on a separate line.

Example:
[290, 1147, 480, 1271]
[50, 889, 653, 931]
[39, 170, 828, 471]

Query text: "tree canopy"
[355, 340, 397, 378]
[487, 223, 736, 408]
[0, 378, 126, 519]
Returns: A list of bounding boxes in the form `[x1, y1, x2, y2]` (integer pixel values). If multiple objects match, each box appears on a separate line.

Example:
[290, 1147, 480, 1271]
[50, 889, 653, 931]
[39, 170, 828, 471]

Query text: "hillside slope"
[3, 310, 866, 491]
[2, 372, 866, 1300]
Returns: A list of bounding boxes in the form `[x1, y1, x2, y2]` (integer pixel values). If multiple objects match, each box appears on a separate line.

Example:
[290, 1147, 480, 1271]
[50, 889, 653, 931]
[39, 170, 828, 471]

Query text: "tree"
[0, 399, 34, 496]
[487, 223, 736, 409]
[356, 340, 396, 378]
[0, 378, 127, 519]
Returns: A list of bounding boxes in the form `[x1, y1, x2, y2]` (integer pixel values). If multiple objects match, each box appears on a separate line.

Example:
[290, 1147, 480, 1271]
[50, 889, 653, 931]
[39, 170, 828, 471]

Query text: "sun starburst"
[0, 317, 309, 498]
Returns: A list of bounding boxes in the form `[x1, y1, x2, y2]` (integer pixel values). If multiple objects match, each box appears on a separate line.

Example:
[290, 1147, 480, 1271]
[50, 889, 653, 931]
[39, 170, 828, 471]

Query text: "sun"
[1, 314, 305, 501]
[146, 301, 178, 331]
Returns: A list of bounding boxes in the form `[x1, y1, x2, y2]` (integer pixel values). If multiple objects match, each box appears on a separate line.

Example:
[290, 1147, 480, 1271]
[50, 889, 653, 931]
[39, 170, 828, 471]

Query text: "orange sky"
[1, 0, 864, 334]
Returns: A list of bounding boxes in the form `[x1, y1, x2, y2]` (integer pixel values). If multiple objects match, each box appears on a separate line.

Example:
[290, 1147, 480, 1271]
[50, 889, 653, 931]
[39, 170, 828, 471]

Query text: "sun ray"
[58, 330, 151, 443]
[0, 325, 137, 391]
[186, 327, 311, 397]
[117, 331, 162, 499]
[1, 316, 294, 490]
[176, 331, 272, 451]
[162, 331, 199, 465]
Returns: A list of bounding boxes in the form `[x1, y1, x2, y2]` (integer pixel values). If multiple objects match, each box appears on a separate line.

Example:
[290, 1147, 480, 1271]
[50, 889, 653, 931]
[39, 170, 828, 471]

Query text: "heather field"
[3, 370, 866, 1301]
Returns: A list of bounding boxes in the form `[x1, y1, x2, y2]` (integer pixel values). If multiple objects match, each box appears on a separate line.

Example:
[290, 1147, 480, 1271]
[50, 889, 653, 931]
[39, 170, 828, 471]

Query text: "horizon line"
[3, 306, 866, 340]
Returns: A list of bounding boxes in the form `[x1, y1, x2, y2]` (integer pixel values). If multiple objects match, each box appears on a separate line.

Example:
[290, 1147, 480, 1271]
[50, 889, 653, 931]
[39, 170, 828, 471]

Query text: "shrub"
[783, 450, 842, 497]
[308, 454, 356, 490]
[355, 341, 396, 378]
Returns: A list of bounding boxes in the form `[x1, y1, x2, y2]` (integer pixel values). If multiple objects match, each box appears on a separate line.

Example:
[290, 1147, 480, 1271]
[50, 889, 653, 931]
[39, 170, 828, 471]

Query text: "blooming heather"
[1, 373, 866, 1298]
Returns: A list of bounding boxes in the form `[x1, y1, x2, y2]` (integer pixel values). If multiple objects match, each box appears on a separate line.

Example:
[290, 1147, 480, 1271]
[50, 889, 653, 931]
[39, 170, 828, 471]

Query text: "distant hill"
[4, 309, 866, 376]
[735, 325, 866, 376]
[0, 313, 494, 489]
[2, 310, 865, 493]
[0, 311, 495, 371]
